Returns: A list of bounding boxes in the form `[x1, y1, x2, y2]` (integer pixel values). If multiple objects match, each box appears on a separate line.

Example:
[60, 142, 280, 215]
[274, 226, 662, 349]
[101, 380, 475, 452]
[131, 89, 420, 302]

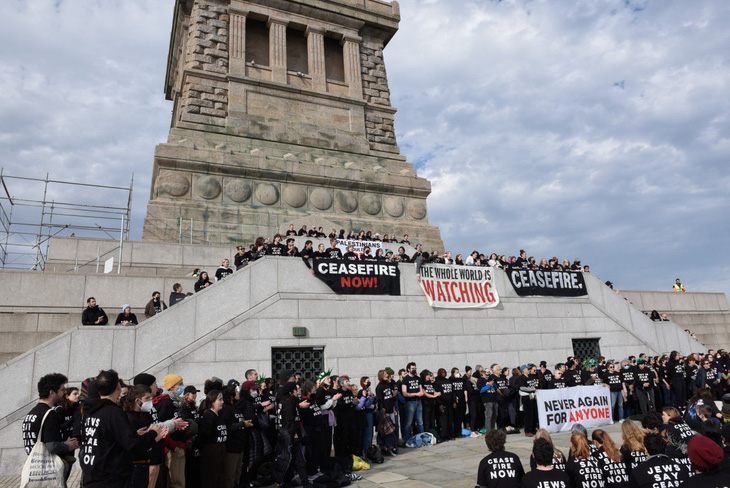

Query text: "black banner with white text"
[314, 260, 400, 295]
[507, 268, 587, 297]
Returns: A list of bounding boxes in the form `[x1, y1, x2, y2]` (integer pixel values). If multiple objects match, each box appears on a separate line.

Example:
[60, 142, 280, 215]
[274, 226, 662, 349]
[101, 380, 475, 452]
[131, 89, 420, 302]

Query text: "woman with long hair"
[434, 368, 454, 440]
[375, 370, 398, 455]
[620, 420, 647, 476]
[123, 385, 168, 488]
[566, 433, 605, 488]
[529, 429, 566, 471]
[199, 390, 227, 488]
[194, 271, 213, 292]
[592, 429, 628, 488]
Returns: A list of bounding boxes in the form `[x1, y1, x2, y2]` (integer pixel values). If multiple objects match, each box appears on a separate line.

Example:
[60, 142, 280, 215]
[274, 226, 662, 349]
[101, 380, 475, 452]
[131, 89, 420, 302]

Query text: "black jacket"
[82, 305, 108, 326]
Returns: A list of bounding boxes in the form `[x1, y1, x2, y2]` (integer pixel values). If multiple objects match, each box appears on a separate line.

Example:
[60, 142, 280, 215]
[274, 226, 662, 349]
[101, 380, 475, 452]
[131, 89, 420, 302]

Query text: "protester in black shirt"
[396, 246, 410, 263]
[214, 259, 234, 282]
[144, 291, 168, 318]
[220, 386, 252, 488]
[478, 367, 499, 432]
[602, 362, 626, 421]
[284, 238, 299, 257]
[538, 361, 553, 389]
[666, 351, 687, 409]
[326, 239, 343, 259]
[375, 369, 398, 455]
[565, 433, 604, 488]
[517, 365, 540, 437]
[521, 438, 572, 488]
[333, 376, 357, 458]
[80, 370, 163, 488]
[297, 225, 307, 236]
[199, 390, 227, 488]
[267, 234, 286, 256]
[194, 271, 212, 292]
[401, 362, 425, 441]
[476, 429, 524, 488]
[82, 297, 108, 325]
[421, 370, 437, 433]
[315, 373, 341, 467]
[123, 385, 164, 488]
[234, 245, 252, 270]
[343, 244, 360, 261]
[591, 429, 628, 488]
[169, 283, 192, 307]
[285, 224, 297, 237]
[299, 240, 315, 271]
[450, 367, 468, 437]
[549, 369, 567, 389]
[115, 305, 138, 326]
[273, 382, 310, 488]
[464, 366, 481, 435]
[22, 372, 79, 483]
[633, 359, 655, 414]
[629, 433, 689, 488]
[434, 368, 454, 440]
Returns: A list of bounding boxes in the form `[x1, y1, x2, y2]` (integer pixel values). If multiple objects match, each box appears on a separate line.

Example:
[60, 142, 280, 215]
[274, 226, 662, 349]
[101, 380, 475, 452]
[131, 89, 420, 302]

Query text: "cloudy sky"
[0, 0, 728, 299]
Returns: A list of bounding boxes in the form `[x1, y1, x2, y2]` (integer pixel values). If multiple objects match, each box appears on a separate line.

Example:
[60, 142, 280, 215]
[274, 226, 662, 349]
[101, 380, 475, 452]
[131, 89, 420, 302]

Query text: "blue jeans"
[402, 400, 424, 440]
[610, 391, 624, 421]
[362, 410, 374, 454]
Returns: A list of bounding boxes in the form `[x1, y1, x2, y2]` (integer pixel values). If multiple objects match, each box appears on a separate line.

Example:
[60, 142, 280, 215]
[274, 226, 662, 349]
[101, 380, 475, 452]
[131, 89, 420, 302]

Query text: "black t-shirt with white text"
[566, 456, 605, 488]
[628, 455, 689, 488]
[22, 403, 64, 455]
[403, 374, 422, 401]
[520, 468, 571, 488]
[477, 450, 524, 488]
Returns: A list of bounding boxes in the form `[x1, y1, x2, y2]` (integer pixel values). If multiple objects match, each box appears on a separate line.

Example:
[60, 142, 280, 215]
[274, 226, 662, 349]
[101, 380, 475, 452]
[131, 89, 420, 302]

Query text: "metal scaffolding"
[0, 169, 133, 271]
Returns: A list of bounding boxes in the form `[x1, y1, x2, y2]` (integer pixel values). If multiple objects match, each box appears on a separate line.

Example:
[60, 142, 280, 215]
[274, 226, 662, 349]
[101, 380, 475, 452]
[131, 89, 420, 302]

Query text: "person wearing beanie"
[159, 374, 187, 488]
[114, 305, 138, 326]
[629, 433, 689, 488]
[133, 373, 158, 392]
[683, 435, 730, 487]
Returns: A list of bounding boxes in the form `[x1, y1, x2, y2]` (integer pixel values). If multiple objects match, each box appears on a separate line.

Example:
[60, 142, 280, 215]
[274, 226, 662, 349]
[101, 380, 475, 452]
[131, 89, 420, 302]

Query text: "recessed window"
[324, 36, 345, 82]
[245, 18, 269, 66]
[286, 27, 308, 74]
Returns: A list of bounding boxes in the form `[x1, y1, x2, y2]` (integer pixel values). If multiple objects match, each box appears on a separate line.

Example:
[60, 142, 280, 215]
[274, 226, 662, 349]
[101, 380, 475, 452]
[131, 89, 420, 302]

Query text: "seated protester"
[266, 234, 286, 256]
[565, 433, 605, 488]
[299, 240, 315, 271]
[513, 250, 528, 268]
[80, 370, 163, 488]
[361, 246, 377, 261]
[308, 226, 318, 237]
[527, 257, 537, 269]
[115, 305, 138, 326]
[522, 438, 572, 488]
[411, 243, 429, 264]
[538, 258, 549, 269]
[365, 230, 374, 241]
[285, 224, 297, 237]
[194, 271, 212, 292]
[401, 234, 410, 245]
[396, 246, 410, 262]
[476, 429, 524, 488]
[592, 429, 628, 488]
[338, 229, 346, 239]
[720, 424, 730, 473]
[620, 420, 648, 476]
[346, 230, 356, 240]
[686, 389, 723, 431]
[82, 297, 108, 326]
[571, 258, 583, 271]
[649, 310, 661, 321]
[312, 243, 328, 261]
[372, 232, 382, 242]
[665, 421, 696, 476]
[284, 238, 299, 257]
[23, 373, 79, 482]
[384, 249, 396, 262]
[317, 226, 326, 238]
[529, 429, 566, 471]
[389, 234, 398, 243]
[169, 283, 192, 307]
[297, 225, 308, 236]
[144, 291, 168, 318]
[326, 238, 344, 259]
[455, 253, 463, 265]
[499, 255, 510, 268]
[356, 230, 366, 240]
[684, 434, 730, 487]
[234, 245, 253, 270]
[630, 433, 689, 488]
[374, 248, 386, 261]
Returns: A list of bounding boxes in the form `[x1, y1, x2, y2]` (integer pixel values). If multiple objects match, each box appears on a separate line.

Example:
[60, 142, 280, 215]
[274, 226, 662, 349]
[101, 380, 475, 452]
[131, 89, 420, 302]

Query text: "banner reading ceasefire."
[419, 264, 500, 308]
[536, 386, 613, 433]
[314, 260, 400, 295]
[507, 268, 588, 297]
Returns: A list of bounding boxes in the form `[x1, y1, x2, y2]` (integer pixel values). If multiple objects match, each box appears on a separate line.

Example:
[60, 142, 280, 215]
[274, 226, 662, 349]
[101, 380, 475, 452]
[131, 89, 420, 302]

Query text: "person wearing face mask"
[356, 376, 376, 456]
[178, 385, 201, 488]
[401, 362, 424, 441]
[315, 371, 342, 470]
[124, 385, 169, 488]
[450, 367, 468, 437]
[199, 390, 228, 488]
[333, 375, 357, 458]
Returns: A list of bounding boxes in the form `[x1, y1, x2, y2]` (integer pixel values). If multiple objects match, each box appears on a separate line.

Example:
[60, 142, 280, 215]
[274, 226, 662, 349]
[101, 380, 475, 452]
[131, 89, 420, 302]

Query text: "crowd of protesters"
[22, 346, 730, 488]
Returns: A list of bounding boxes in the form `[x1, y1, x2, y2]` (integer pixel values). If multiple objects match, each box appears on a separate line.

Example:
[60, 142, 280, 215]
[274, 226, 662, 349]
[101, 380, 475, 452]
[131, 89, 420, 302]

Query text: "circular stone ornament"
[384, 196, 405, 218]
[311, 188, 333, 210]
[194, 176, 222, 200]
[255, 183, 279, 205]
[336, 191, 358, 213]
[408, 202, 427, 220]
[360, 194, 382, 215]
[283, 186, 307, 208]
[158, 174, 190, 197]
[224, 179, 251, 202]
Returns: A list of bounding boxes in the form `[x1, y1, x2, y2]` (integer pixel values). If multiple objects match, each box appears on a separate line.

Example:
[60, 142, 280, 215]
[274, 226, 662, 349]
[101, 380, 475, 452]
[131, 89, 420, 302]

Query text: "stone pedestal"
[144, 0, 443, 250]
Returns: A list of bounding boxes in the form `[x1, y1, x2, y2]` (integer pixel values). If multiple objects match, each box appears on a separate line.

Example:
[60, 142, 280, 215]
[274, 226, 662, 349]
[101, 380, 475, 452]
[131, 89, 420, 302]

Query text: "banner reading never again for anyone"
[419, 264, 500, 308]
[314, 259, 400, 295]
[506, 268, 588, 297]
[536, 385, 613, 433]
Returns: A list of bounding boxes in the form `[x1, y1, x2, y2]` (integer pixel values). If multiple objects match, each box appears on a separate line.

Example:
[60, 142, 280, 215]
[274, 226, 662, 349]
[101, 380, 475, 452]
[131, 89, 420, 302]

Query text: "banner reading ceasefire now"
[418, 264, 499, 308]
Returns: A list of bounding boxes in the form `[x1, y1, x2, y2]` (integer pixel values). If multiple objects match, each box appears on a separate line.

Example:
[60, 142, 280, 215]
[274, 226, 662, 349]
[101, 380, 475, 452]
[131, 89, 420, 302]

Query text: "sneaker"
[525, 432, 535, 437]
[470, 431, 479, 438]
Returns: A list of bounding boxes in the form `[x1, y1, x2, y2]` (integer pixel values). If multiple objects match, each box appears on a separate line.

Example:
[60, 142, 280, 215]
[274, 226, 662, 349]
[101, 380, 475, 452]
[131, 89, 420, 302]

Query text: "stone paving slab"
[0, 422, 623, 488]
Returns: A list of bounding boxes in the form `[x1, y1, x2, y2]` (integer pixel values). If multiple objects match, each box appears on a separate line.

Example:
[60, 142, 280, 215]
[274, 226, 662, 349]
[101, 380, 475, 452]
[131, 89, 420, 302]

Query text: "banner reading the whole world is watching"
[418, 263, 499, 308]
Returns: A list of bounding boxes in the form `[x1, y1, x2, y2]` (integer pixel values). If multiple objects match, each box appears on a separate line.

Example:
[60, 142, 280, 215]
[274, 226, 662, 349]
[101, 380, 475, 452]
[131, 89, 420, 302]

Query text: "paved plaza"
[2, 421, 622, 488]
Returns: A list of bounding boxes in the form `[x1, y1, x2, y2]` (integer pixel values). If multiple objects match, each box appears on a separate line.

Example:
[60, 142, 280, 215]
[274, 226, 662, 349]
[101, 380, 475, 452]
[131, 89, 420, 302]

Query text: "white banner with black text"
[418, 264, 500, 308]
[536, 386, 613, 433]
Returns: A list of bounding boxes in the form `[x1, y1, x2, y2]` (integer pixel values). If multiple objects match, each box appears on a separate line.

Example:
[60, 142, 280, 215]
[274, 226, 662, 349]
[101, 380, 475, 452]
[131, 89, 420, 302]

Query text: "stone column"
[268, 18, 288, 83]
[306, 27, 326, 92]
[342, 36, 363, 99]
[229, 11, 246, 75]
